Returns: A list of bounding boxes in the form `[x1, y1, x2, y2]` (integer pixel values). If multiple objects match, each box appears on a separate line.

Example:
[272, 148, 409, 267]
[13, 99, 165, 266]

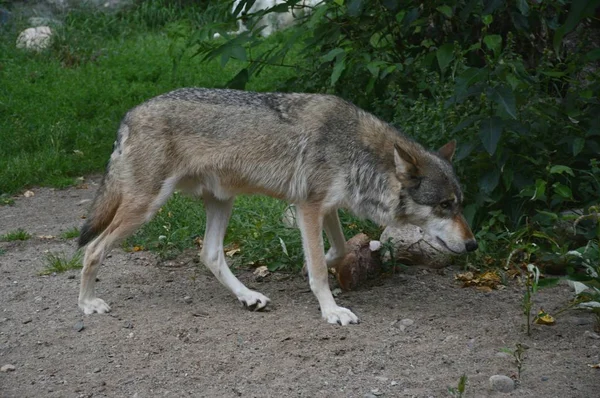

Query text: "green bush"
[197, 0, 599, 266]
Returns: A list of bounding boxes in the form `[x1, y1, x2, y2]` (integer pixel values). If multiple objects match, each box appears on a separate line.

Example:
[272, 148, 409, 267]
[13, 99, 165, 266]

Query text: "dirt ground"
[1, 179, 599, 398]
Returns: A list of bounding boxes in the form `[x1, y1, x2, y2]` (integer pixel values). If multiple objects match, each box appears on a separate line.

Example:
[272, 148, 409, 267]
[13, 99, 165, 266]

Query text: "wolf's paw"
[322, 306, 360, 326]
[237, 290, 270, 311]
[79, 298, 111, 315]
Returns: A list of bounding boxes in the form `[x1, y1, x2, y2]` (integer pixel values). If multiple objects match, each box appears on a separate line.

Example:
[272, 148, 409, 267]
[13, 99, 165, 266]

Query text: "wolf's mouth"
[436, 237, 462, 254]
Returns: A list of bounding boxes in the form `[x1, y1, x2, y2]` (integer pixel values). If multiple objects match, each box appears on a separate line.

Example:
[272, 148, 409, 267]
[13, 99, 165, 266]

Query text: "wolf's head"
[391, 140, 477, 254]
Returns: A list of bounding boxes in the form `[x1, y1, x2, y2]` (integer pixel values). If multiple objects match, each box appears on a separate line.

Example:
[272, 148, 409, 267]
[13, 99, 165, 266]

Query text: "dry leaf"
[225, 247, 241, 257]
[194, 237, 203, 247]
[455, 270, 503, 290]
[253, 266, 269, 278]
[76, 184, 89, 190]
[132, 246, 144, 252]
[23, 190, 34, 198]
[587, 363, 600, 369]
[533, 309, 555, 325]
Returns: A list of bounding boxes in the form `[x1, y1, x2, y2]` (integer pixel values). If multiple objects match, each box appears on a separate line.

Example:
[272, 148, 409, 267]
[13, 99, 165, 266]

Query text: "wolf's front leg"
[201, 193, 270, 310]
[296, 204, 359, 325]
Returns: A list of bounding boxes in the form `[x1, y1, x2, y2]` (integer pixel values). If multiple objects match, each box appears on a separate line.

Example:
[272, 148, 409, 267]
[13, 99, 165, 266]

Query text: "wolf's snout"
[465, 239, 478, 252]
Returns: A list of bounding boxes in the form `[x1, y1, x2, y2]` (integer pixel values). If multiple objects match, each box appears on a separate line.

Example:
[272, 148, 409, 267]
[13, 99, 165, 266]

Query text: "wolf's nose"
[465, 239, 478, 252]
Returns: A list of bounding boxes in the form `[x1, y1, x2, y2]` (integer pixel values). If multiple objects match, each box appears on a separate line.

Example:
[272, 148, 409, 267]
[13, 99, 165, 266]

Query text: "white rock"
[379, 224, 451, 268]
[489, 375, 515, 393]
[16, 26, 53, 51]
[1, 364, 16, 372]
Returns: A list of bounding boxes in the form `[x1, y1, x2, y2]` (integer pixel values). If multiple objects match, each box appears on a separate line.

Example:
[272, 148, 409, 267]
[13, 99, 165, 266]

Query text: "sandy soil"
[1, 180, 599, 397]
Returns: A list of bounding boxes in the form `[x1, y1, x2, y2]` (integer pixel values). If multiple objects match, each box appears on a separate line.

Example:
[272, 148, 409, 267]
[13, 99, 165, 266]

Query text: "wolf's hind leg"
[296, 204, 359, 325]
[79, 198, 156, 315]
[200, 192, 270, 310]
[323, 209, 347, 267]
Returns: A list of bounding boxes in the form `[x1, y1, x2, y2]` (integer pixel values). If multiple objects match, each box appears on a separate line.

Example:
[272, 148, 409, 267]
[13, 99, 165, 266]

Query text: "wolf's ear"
[394, 143, 419, 177]
[438, 140, 456, 163]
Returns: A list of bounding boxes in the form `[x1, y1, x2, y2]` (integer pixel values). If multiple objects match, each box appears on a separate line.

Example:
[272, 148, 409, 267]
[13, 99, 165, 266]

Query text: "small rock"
[374, 376, 388, 382]
[123, 321, 133, 329]
[74, 320, 85, 332]
[400, 319, 414, 326]
[584, 331, 600, 339]
[364, 394, 378, 398]
[1, 364, 16, 372]
[541, 376, 549, 381]
[370, 388, 384, 396]
[573, 317, 592, 326]
[23, 318, 32, 324]
[183, 296, 192, 304]
[489, 375, 515, 393]
[93, 368, 101, 373]
[390, 380, 398, 386]
[23, 190, 35, 197]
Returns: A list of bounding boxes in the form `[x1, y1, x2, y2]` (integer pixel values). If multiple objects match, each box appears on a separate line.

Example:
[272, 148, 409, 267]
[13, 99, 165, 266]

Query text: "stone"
[379, 224, 451, 268]
[16, 26, 53, 51]
[489, 375, 515, 393]
[1, 364, 16, 372]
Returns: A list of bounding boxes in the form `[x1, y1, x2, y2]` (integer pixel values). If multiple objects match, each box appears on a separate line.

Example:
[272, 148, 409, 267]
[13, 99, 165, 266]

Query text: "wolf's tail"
[78, 172, 122, 248]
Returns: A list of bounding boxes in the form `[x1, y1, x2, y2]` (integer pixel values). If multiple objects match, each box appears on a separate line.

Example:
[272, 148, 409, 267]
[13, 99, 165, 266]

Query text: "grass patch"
[39, 250, 83, 275]
[0, 195, 15, 206]
[1, 228, 32, 242]
[0, 1, 297, 195]
[125, 192, 381, 270]
[0, 248, 6, 256]
[60, 227, 80, 240]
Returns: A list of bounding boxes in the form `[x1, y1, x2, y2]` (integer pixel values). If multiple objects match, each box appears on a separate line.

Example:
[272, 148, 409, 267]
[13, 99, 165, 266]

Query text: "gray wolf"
[77, 87, 478, 325]
[214, 0, 320, 38]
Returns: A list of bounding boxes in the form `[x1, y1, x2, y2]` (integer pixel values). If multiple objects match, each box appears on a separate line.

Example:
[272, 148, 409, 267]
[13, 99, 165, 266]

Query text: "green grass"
[60, 227, 80, 240]
[39, 250, 83, 275]
[0, 0, 379, 271]
[0, 1, 297, 195]
[0, 195, 15, 206]
[1, 228, 32, 242]
[125, 192, 382, 270]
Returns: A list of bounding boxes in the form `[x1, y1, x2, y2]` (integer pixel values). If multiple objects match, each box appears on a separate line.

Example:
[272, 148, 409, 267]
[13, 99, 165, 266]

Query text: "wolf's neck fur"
[340, 111, 421, 225]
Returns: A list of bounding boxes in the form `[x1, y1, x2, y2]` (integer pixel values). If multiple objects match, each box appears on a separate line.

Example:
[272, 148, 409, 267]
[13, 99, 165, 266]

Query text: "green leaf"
[549, 165, 575, 177]
[347, 0, 363, 17]
[535, 210, 559, 220]
[226, 68, 249, 90]
[573, 137, 585, 156]
[537, 278, 561, 289]
[586, 49, 600, 61]
[436, 43, 454, 73]
[481, 14, 493, 26]
[480, 168, 500, 194]
[436, 5, 453, 18]
[490, 85, 517, 119]
[531, 179, 546, 201]
[483, 34, 502, 57]
[553, 183, 573, 200]
[330, 57, 346, 86]
[320, 48, 345, 63]
[456, 67, 486, 90]
[479, 117, 503, 155]
[516, 0, 529, 16]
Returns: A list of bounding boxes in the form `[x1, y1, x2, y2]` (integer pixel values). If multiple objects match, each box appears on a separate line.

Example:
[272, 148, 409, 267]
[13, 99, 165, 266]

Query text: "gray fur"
[76, 87, 477, 324]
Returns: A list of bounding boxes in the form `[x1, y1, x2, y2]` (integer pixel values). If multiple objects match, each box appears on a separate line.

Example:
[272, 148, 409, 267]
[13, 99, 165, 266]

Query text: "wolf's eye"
[440, 200, 453, 209]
